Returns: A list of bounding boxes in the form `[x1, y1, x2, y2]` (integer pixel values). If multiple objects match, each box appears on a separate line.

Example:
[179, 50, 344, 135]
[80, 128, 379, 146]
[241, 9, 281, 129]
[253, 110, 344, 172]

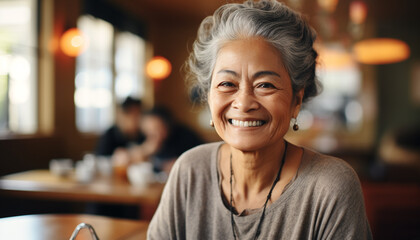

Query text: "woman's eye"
[257, 82, 276, 89]
[218, 81, 236, 88]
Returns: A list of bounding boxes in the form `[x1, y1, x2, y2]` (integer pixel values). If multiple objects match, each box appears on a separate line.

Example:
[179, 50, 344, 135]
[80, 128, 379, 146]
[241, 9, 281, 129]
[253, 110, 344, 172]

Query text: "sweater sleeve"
[313, 158, 372, 240]
[147, 154, 187, 240]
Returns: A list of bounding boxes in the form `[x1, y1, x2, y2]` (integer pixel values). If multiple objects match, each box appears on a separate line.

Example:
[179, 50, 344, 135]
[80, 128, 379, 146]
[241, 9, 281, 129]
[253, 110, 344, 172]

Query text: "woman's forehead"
[213, 38, 287, 75]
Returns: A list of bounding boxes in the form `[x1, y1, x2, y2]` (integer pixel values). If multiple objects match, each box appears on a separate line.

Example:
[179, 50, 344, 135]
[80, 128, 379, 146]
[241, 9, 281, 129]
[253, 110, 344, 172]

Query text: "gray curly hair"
[186, 0, 320, 103]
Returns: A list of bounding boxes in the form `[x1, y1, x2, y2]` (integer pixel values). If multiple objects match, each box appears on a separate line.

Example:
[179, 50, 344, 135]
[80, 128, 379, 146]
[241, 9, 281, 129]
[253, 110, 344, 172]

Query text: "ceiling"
[112, 0, 226, 22]
[112, 0, 420, 24]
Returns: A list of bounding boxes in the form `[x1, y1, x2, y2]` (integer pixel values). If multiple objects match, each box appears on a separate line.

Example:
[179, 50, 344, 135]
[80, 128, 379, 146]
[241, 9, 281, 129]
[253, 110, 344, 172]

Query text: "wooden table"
[0, 214, 148, 240]
[0, 170, 165, 220]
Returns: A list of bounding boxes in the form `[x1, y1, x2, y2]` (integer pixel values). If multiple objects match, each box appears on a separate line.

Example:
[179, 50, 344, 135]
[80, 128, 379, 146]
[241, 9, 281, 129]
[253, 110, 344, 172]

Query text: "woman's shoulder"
[165, 142, 222, 189]
[300, 147, 361, 191]
[174, 141, 222, 170]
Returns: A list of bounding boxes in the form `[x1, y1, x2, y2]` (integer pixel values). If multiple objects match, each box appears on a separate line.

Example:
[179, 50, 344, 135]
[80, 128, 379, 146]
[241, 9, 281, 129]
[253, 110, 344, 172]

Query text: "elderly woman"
[148, 1, 372, 239]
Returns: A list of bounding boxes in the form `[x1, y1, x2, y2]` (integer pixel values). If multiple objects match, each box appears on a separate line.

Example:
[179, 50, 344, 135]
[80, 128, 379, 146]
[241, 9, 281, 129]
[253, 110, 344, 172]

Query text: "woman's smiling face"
[208, 38, 303, 152]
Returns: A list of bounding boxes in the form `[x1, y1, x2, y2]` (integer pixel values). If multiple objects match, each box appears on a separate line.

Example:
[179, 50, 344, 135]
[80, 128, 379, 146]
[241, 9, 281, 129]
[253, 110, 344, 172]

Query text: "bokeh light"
[317, 45, 354, 70]
[146, 56, 172, 80]
[353, 38, 410, 64]
[350, 1, 368, 24]
[60, 28, 89, 57]
[317, 0, 339, 12]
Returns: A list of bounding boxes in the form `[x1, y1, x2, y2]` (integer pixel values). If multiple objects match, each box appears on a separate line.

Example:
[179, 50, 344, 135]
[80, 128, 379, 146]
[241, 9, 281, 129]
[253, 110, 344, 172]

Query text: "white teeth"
[231, 119, 263, 127]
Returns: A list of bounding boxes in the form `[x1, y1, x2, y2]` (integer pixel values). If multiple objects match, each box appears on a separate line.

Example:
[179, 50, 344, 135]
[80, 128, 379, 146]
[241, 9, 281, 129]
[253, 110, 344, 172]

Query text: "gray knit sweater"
[147, 142, 372, 240]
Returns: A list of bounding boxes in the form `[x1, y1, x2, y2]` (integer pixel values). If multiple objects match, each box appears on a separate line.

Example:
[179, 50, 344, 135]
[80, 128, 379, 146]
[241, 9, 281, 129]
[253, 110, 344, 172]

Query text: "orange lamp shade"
[353, 38, 410, 65]
[60, 28, 88, 57]
[146, 56, 172, 80]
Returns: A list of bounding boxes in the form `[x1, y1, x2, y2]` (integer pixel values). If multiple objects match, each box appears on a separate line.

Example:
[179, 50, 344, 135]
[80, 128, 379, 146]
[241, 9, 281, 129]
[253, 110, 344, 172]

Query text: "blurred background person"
[95, 97, 146, 165]
[140, 106, 204, 174]
[90, 96, 146, 218]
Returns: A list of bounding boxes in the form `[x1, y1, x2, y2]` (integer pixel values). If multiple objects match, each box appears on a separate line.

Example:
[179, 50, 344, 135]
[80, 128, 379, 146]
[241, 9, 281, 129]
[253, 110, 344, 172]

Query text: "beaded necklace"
[229, 142, 288, 240]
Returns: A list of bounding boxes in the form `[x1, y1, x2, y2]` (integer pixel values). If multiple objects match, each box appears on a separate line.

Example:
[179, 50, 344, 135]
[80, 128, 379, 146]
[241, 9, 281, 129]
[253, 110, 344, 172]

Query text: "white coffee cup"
[75, 161, 95, 183]
[49, 159, 73, 177]
[127, 162, 155, 187]
[97, 156, 113, 177]
[83, 153, 97, 172]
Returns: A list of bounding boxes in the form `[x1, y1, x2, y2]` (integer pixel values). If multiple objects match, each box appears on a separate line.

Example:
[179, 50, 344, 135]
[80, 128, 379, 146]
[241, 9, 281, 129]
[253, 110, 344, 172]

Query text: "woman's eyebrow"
[216, 70, 281, 79]
[216, 69, 238, 77]
[253, 71, 281, 79]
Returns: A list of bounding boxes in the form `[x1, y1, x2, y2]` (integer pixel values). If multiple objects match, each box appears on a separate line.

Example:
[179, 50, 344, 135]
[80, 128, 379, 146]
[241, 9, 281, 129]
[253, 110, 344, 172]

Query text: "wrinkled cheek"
[270, 117, 289, 139]
[209, 95, 225, 119]
[209, 103, 228, 139]
[212, 110, 225, 134]
[214, 126, 224, 140]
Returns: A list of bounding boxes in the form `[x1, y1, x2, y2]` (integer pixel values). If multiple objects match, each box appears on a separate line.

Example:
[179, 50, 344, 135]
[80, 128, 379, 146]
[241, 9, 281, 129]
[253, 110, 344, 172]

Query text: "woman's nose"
[231, 88, 259, 112]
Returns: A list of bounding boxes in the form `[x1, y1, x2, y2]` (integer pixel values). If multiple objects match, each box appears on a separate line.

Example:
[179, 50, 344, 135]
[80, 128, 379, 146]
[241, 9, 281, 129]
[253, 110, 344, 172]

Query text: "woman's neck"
[230, 142, 285, 197]
[219, 141, 302, 212]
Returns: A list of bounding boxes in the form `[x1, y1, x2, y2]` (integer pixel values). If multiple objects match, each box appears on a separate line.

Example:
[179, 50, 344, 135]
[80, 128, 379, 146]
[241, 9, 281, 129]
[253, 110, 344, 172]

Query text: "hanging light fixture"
[353, 38, 410, 64]
[60, 28, 89, 57]
[146, 56, 172, 80]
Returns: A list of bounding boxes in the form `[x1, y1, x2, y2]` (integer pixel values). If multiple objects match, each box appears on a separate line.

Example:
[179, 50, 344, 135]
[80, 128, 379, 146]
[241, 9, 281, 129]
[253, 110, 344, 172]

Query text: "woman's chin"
[225, 138, 270, 152]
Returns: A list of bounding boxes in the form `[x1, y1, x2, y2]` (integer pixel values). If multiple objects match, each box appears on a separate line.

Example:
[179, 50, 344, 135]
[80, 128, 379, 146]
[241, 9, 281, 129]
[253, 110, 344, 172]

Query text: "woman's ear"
[293, 89, 305, 118]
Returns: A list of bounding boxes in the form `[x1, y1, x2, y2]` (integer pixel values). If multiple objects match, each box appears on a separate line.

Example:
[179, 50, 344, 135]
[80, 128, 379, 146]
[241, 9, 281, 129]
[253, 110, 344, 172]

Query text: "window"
[115, 32, 146, 101]
[74, 15, 147, 133]
[286, 42, 375, 153]
[0, 0, 38, 135]
[74, 15, 114, 133]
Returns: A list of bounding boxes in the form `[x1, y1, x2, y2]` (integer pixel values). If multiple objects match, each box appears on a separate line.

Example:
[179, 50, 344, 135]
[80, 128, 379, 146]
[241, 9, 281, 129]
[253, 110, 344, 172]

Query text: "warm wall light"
[353, 38, 410, 64]
[60, 28, 88, 57]
[350, 1, 368, 24]
[146, 56, 172, 80]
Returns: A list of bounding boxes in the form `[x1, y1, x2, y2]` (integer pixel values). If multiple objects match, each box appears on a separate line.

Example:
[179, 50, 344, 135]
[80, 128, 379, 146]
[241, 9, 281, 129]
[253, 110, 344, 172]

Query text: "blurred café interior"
[0, 0, 419, 239]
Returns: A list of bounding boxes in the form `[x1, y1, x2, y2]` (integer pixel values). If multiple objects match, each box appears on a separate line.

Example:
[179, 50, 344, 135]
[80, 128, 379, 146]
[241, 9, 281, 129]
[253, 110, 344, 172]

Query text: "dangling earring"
[210, 119, 214, 127]
[292, 118, 299, 131]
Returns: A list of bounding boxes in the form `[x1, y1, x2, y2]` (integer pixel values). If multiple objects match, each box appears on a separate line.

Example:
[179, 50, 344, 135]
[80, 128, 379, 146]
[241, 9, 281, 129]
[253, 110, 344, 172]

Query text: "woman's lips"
[228, 119, 266, 127]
